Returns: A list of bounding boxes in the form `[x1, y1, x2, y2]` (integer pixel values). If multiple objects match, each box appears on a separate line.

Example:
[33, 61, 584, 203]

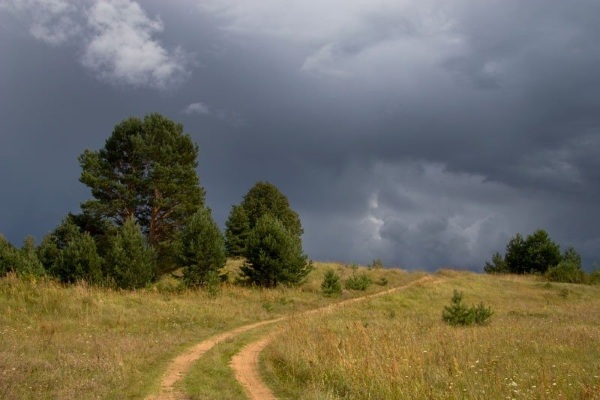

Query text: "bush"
[345, 273, 372, 291]
[369, 258, 384, 269]
[546, 261, 587, 284]
[442, 290, 493, 326]
[376, 276, 388, 286]
[321, 269, 342, 297]
[589, 269, 600, 285]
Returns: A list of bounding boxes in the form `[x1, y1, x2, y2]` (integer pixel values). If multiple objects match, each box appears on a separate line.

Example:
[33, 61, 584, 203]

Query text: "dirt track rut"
[147, 275, 434, 399]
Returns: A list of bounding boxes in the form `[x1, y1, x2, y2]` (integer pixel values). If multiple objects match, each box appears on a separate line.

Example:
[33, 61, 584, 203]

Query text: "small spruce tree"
[484, 252, 508, 274]
[53, 231, 103, 284]
[14, 236, 46, 278]
[105, 218, 156, 289]
[321, 268, 342, 297]
[180, 208, 226, 288]
[240, 214, 312, 287]
[224, 204, 250, 258]
[0, 234, 17, 276]
[442, 290, 493, 326]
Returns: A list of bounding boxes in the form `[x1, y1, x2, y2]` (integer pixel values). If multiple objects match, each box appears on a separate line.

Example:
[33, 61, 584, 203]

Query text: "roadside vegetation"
[262, 270, 600, 399]
[0, 261, 414, 399]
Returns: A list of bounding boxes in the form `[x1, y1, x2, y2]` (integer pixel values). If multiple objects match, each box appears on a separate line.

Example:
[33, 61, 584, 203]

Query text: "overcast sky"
[1, 0, 599, 271]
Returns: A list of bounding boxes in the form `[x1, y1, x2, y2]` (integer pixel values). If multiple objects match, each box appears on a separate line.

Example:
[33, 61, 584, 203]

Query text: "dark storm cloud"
[1, 0, 599, 270]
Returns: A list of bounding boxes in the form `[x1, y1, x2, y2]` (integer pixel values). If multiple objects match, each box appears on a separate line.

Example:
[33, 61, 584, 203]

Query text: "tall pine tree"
[78, 113, 205, 269]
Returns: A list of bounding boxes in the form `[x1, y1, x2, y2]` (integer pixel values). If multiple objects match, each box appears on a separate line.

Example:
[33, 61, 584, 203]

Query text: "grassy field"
[262, 270, 600, 399]
[0, 260, 413, 399]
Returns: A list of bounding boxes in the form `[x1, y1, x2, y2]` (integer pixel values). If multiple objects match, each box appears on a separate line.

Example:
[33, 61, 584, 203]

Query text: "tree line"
[0, 113, 311, 289]
[484, 229, 598, 284]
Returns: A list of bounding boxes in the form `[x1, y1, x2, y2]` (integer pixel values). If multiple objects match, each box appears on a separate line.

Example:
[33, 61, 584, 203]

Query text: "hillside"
[1, 263, 599, 399]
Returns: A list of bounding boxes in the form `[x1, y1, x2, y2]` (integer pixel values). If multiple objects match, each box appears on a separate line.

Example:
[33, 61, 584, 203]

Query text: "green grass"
[0, 261, 412, 399]
[5, 262, 597, 400]
[262, 270, 600, 399]
[181, 325, 275, 399]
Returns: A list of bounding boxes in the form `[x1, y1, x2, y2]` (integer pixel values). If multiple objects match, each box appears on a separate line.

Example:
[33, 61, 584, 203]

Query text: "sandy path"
[146, 318, 284, 400]
[230, 275, 435, 400]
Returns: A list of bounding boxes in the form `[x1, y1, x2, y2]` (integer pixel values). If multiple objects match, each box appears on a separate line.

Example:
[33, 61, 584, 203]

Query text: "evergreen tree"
[524, 229, 561, 274]
[484, 252, 508, 274]
[240, 181, 303, 237]
[504, 233, 528, 274]
[37, 215, 81, 272]
[0, 234, 17, 276]
[53, 232, 103, 284]
[105, 218, 156, 289]
[180, 208, 226, 288]
[224, 205, 250, 257]
[240, 214, 312, 287]
[321, 268, 342, 297]
[562, 245, 582, 268]
[14, 236, 45, 277]
[78, 113, 205, 269]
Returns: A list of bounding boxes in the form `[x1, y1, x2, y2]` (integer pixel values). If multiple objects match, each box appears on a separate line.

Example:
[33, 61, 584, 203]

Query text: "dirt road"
[147, 275, 434, 399]
[230, 275, 434, 400]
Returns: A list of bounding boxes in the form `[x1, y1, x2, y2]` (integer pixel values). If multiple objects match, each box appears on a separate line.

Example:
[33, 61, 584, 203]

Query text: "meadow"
[262, 270, 600, 399]
[1, 262, 599, 399]
[0, 261, 414, 399]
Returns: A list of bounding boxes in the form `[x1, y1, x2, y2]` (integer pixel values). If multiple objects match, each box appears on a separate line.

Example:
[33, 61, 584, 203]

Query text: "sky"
[1, 0, 599, 271]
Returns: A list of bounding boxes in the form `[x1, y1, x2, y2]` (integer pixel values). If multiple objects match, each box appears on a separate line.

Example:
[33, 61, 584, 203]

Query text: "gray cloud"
[1, 0, 599, 270]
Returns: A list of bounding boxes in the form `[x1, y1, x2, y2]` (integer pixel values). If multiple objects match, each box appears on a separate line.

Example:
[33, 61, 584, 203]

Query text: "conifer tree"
[224, 204, 250, 257]
[78, 113, 205, 268]
[0, 234, 17, 277]
[240, 181, 303, 237]
[240, 214, 312, 287]
[105, 218, 156, 289]
[53, 232, 103, 284]
[15, 236, 45, 277]
[180, 208, 226, 288]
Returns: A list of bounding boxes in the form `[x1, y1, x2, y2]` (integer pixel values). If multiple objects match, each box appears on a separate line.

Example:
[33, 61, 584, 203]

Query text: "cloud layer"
[1, 0, 599, 270]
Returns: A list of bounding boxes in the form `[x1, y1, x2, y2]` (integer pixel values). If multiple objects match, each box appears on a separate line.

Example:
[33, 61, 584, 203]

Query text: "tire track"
[230, 275, 435, 400]
[147, 275, 434, 399]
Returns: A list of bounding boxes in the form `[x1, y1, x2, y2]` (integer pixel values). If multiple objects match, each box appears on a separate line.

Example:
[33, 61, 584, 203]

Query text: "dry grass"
[0, 260, 412, 399]
[263, 270, 600, 399]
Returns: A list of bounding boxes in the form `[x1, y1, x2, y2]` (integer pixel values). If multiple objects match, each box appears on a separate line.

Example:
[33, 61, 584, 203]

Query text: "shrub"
[589, 269, 600, 285]
[442, 290, 493, 326]
[204, 270, 221, 297]
[345, 273, 372, 291]
[321, 269, 342, 297]
[376, 276, 388, 286]
[546, 261, 587, 284]
[369, 258, 384, 269]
